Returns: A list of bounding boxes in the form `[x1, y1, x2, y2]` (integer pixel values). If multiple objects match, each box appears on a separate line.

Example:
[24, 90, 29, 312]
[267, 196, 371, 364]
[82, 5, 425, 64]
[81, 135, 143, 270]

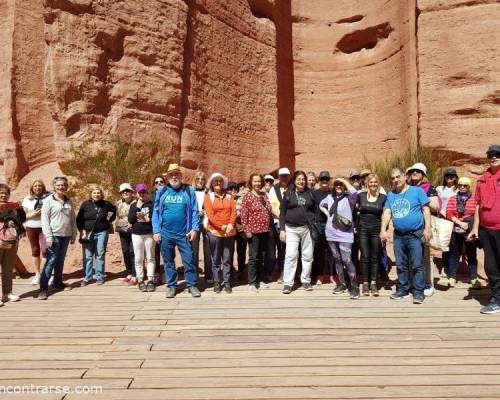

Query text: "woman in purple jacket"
[320, 177, 359, 298]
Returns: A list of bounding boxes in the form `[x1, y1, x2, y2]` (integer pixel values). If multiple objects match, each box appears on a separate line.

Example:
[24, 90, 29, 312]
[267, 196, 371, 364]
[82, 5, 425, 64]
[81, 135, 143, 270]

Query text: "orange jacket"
[203, 192, 237, 237]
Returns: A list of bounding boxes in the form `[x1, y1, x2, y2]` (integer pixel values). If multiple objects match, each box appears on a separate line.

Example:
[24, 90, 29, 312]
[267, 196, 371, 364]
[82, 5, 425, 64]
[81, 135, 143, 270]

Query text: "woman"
[204, 173, 237, 294]
[22, 179, 50, 285]
[436, 168, 458, 277]
[192, 171, 212, 283]
[240, 174, 273, 292]
[76, 185, 116, 286]
[280, 171, 316, 294]
[356, 174, 386, 296]
[128, 184, 155, 292]
[446, 177, 480, 288]
[0, 184, 26, 306]
[228, 182, 248, 282]
[320, 177, 359, 298]
[151, 176, 165, 283]
[39, 176, 77, 300]
[115, 183, 136, 285]
[306, 172, 317, 190]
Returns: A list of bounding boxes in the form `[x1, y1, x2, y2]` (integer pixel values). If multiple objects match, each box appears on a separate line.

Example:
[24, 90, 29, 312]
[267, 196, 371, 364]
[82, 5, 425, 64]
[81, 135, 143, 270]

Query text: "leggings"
[26, 227, 46, 258]
[329, 241, 357, 286]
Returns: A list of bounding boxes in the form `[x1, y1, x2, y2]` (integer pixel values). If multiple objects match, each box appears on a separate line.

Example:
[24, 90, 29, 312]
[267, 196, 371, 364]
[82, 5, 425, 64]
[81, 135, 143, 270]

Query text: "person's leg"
[208, 232, 223, 283]
[447, 232, 461, 279]
[82, 238, 95, 283]
[311, 235, 325, 282]
[264, 230, 276, 279]
[283, 226, 300, 287]
[247, 234, 260, 286]
[202, 230, 213, 281]
[325, 239, 336, 278]
[53, 237, 70, 288]
[358, 233, 370, 283]
[351, 232, 360, 275]
[40, 238, 58, 291]
[176, 236, 198, 288]
[0, 248, 16, 297]
[94, 231, 109, 282]
[235, 232, 247, 276]
[222, 236, 235, 283]
[464, 239, 478, 280]
[441, 251, 450, 276]
[338, 242, 356, 284]
[191, 228, 201, 277]
[299, 227, 314, 284]
[408, 232, 425, 297]
[393, 233, 410, 294]
[275, 224, 286, 273]
[479, 228, 500, 303]
[423, 244, 434, 289]
[119, 232, 134, 276]
[26, 228, 41, 277]
[329, 241, 346, 286]
[144, 235, 156, 281]
[161, 236, 178, 288]
[132, 234, 145, 282]
[369, 233, 381, 283]
[154, 242, 161, 277]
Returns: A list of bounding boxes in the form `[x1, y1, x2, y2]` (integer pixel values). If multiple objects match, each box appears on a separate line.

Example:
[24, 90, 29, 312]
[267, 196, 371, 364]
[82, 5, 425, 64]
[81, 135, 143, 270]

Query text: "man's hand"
[225, 224, 234, 234]
[379, 230, 388, 244]
[187, 231, 197, 242]
[467, 228, 478, 241]
[279, 231, 286, 243]
[153, 233, 161, 243]
[47, 239, 54, 248]
[424, 228, 432, 243]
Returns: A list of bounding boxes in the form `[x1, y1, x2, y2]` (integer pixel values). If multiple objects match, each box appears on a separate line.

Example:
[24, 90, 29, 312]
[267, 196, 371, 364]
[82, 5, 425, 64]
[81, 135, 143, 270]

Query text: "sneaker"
[248, 284, 258, 293]
[80, 280, 89, 287]
[127, 277, 138, 286]
[332, 284, 347, 295]
[96, 280, 104, 286]
[302, 283, 313, 291]
[470, 279, 482, 289]
[38, 290, 48, 300]
[52, 284, 72, 292]
[224, 282, 232, 294]
[0, 300, 3, 307]
[480, 301, 500, 314]
[350, 285, 360, 299]
[315, 276, 324, 285]
[31, 275, 40, 285]
[146, 281, 156, 292]
[370, 282, 379, 297]
[2, 293, 20, 302]
[282, 285, 292, 294]
[362, 283, 369, 296]
[277, 273, 284, 284]
[165, 287, 176, 298]
[413, 293, 424, 304]
[259, 282, 270, 289]
[138, 281, 147, 292]
[440, 270, 448, 278]
[448, 277, 456, 288]
[188, 286, 201, 297]
[214, 282, 222, 293]
[390, 291, 410, 300]
[424, 286, 435, 297]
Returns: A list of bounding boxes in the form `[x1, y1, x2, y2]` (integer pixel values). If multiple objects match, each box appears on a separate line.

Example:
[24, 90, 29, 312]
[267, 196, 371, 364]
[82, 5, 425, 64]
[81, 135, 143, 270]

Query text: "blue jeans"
[393, 229, 425, 296]
[82, 230, 109, 282]
[40, 236, 71, 291]
[161, 235, 198, 289]
[448, 231, 477, 279]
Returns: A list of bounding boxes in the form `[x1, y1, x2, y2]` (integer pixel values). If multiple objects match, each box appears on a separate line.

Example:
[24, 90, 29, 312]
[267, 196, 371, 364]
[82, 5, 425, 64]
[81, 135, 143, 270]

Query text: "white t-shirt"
[22, 196, 43, 228]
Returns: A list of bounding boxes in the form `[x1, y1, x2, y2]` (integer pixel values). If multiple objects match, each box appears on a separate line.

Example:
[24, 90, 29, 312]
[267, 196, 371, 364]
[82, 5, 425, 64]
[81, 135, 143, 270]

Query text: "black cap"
[486, 144, 500, 156]
[443, 168, 457, 176]
[226, 182, 239, 191]
[319, 171, 331, 180]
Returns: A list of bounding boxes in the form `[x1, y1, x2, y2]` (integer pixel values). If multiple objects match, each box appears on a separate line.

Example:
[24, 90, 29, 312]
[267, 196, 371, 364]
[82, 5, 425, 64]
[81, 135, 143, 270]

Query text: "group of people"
[0, 144, 499, 314]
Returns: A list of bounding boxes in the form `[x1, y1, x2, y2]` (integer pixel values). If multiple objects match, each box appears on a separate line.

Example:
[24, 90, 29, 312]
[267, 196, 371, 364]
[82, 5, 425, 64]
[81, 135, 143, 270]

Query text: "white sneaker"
[0, 300, 4, 307]
[248, 284, 258, 293]
[2, 293, 20, 302]
[424, 287, 435, 297]
[49, 277, 54, 286]
[31, 275, 40, 285]
[259, 282, 270, 289]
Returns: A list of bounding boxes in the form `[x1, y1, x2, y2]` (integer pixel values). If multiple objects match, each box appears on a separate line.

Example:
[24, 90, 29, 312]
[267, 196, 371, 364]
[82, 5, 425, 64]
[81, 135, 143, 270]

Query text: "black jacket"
[279, 188, 316, 230]
[76, 200, 116, 233]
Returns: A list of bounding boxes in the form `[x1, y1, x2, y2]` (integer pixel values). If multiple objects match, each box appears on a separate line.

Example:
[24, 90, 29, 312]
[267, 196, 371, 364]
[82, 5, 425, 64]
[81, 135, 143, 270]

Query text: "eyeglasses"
[487, 153, 499, 160]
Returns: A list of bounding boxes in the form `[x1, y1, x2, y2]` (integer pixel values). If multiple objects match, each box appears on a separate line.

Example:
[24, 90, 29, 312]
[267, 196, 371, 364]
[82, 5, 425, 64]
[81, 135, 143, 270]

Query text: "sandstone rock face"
[292, 0, 418, 175]
[418, 0, 500, 164]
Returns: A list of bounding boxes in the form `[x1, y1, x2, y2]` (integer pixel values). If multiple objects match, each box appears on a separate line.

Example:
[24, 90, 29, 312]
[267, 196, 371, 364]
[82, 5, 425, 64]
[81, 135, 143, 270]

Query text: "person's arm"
[108, 202, 117, 223]
[319, 197, 329, 219]
[128, 203, 138, 226]
[189, 188, 200, 234]
[279, 192, 289, 242]
[226, 198, 237, 234]
[427, 195, 440, 213]
[446, 197, 468, 231]
[240, 195, 251, 236]
[423, 205, 432, 242]
[76, 201, 86, 232]
[268, 189, 280, 219]
[15, 206, 26, 224]
[70, 201, 77, 243]
[380, 208, 392, 243]
[41, 199, 53, 246]
[468, 204, 480, 240]
[23, 198, 40, 220]
[152, 191, 162, 240]
[339, 178, 355, 192]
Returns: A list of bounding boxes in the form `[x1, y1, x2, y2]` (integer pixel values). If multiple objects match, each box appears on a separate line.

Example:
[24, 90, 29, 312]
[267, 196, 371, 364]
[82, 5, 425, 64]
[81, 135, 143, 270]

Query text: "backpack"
[0, 219, 19, 249]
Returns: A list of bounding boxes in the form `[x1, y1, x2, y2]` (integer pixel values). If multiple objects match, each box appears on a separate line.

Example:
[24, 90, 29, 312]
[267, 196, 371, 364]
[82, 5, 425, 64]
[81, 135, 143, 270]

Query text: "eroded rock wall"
[292, 0, 418, 175]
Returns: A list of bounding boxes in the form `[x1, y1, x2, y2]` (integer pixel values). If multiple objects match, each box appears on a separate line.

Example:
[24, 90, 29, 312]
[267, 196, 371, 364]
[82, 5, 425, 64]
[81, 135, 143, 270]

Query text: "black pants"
[248, 232, 273, 285]
[311, 235, 335, 279]
[480, 227, 500, 302]
[235, 231, 247, 274]
[192, 228, 212, 280]
[352, 232, 360, 275]
[359, 232, 381, 282]
[119, 232, 135, 277]
[270, 223, 285, 274]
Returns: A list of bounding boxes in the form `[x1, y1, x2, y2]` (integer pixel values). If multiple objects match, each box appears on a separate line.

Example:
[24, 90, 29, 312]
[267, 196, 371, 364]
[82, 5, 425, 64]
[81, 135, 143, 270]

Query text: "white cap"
[407, 163, 427, 176]
[278, 167, 291, 176]
[119, 183, 133, 192]
[264, 174, 275, 181]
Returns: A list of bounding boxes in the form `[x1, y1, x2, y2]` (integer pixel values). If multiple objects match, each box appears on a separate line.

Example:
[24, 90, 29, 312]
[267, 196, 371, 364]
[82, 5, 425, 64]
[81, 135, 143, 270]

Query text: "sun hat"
[407, 163, 427, 176]
[207, 172, 229, 190]
[457, 177, 473, 188]
[360, 168, 372, 177]
[164, 163, 181, 176]
[135, 183, 148, 193]
[119, 183, 133, 193]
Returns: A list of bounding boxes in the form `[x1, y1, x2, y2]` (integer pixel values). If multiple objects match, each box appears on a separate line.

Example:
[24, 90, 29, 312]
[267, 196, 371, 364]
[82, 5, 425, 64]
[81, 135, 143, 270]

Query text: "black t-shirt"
[279, 189, 316, 229]
[128, 200, 154, 235]
[312, 189, 330, 223]
[357, 192, 387, 234]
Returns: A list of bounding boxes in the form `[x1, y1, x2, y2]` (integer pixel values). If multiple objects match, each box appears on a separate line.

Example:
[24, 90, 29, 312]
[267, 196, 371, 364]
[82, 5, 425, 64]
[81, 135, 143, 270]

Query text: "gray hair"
[390, 167, 406, 177]
[52, 176, 69, 187]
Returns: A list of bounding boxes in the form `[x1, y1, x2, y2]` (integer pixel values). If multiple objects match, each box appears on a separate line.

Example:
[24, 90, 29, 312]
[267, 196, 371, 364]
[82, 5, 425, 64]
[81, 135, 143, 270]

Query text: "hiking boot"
[52, 284, 72, 292]
[350, 284, 360, 299]
[448, 277, 456, 288]
[38, 290, 48, 300]
[362, 282, 369, 296]
[390, 290, 410, 300]
[138, 281, 147, 292]
[413, 293, 424, 304]
[332, 284, 347, 295]
[214, 282, 222, 293]
[282, 285, 292, 294]
[224, 282, 232, 294]
[370, 282, 379, 297]
[188, 286, 201, 297]
[470, 279, 482, 289]
[302, 283, 313, 291]
[165, 287, 176, 298]
[146, 281, 156, 292]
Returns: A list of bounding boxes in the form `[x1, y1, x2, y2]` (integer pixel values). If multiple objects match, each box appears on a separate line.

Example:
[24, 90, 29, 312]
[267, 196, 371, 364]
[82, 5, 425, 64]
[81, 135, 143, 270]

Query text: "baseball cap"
[443, 168, 457, 176]
[264, 174, 275, 182]
[349, 171, 361, 179]
[135, 183, 148, 193]
[278, 167, 291, 176]
[486, 144, 500, 156]
[119, 183, 133, 193]
[319, 171, 331, 180]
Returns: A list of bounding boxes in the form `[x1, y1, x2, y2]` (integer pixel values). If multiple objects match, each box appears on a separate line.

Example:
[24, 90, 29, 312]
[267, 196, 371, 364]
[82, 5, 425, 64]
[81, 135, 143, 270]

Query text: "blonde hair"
[29, 179, 48, 199]
[88, 184, 105, 200]
[365, 173, 381, 195]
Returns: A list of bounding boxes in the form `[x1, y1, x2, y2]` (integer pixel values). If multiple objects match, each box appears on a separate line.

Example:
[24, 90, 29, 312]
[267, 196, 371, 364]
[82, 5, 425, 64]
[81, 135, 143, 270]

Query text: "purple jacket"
[320, 188, 357, 243]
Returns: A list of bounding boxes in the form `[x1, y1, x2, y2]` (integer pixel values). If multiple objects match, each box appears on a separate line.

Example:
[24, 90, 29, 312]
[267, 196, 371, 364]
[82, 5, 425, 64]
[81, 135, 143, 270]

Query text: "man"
[469, 144, 500, 314]
[263, 175, 275, 193]
[349, 171, 362, 273]
[268, 167, 291, 282]
[152, 163, 201, 298]
[380, 167, 432, 304]
[349, 171, 362, 191]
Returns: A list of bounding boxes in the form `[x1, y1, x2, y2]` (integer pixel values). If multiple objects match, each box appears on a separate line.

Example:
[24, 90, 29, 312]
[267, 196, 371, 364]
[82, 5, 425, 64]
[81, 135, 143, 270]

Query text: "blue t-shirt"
[161, 186, 188, 238]
[385, 186, 429, 233]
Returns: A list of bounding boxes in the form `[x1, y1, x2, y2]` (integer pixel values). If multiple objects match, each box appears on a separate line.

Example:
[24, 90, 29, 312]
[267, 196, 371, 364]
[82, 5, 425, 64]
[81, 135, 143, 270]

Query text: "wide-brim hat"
[207, 172, 229, 190]
[407, 162, 427, 176]
[164, 163, 181, 176]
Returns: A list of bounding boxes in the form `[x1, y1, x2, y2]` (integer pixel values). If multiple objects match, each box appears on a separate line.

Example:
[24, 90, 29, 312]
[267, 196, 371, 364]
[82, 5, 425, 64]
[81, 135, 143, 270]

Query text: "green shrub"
[60, 134, 176, 203]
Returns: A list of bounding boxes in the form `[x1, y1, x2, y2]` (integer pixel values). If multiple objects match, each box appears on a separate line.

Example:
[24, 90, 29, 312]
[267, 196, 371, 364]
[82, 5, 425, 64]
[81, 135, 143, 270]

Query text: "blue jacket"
[152, 184, 200, 236]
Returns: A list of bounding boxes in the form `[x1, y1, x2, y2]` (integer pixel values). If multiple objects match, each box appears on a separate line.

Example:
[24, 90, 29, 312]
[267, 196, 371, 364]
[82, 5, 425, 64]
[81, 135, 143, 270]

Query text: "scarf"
[456, 192, 471, 216]
[477, 168, 500, 210]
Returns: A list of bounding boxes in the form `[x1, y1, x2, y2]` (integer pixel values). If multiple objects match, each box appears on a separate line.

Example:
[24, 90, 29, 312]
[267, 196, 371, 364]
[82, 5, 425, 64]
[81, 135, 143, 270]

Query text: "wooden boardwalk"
[2, 277, 500, 399]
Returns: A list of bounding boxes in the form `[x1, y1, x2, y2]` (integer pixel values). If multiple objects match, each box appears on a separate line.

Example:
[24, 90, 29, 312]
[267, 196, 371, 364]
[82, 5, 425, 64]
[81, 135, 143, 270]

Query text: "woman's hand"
[279, 231, 286, 242]
[245, 232, 252, 239]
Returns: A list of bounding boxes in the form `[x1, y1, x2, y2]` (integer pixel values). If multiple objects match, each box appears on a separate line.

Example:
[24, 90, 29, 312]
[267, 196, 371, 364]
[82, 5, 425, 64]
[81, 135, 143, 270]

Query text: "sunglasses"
[154, 180, 164, 185]
[350, 177, 361, 181]
[458, 184, 469, 187]
[487, 153, 499, 159]
[195, 178, 205, 182]
[319, 178, 330, 182]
